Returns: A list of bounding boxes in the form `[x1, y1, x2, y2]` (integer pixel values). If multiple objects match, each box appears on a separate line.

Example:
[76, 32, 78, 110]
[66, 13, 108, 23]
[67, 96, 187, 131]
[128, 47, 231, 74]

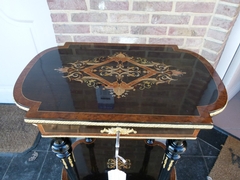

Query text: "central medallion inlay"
[55, 52, 186, 98]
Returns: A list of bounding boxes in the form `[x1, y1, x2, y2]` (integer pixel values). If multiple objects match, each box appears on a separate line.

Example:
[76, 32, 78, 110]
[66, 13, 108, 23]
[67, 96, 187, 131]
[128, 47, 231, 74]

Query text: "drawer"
[38, 124, 199, 139]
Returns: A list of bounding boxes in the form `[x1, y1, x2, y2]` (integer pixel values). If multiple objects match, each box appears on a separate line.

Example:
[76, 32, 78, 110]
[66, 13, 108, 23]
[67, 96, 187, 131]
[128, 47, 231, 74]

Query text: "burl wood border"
[14, 42, 227, 130]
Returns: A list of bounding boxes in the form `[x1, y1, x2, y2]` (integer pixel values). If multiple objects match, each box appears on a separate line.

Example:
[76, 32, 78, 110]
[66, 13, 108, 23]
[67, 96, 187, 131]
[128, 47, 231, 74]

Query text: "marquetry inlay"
[107, 158, 131, 169]
[56, 52, 186, 98]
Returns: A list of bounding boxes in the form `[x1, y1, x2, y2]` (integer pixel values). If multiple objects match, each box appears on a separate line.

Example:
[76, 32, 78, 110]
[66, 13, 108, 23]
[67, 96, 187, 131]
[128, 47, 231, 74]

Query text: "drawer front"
[38, 124, 199, 139]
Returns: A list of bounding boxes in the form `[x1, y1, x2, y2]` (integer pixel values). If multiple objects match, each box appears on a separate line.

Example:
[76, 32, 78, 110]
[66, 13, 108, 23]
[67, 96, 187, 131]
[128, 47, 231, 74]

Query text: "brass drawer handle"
[100, 127, 137, 135]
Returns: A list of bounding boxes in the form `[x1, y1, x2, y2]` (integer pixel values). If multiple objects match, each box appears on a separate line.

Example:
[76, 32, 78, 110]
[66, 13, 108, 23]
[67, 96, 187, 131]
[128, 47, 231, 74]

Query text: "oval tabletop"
[14, 43, 227, 134]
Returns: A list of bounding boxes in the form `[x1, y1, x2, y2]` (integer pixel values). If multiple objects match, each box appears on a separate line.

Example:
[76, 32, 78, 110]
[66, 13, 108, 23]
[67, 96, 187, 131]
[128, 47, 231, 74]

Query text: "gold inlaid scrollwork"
[100, 127, 137, 135]
[167, 160, 174, 171]
[61, 159, 68, 169]
[55, 52, 186, 98]
[163, 156, 168, 169]
[107, 158, 131, 169]
[68, 156, 74, 167]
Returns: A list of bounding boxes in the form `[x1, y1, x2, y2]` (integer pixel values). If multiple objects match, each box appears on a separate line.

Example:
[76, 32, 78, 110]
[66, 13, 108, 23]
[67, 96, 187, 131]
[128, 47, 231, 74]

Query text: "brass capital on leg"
[158, 139, 187, 180]
[51, 138, 80, 180]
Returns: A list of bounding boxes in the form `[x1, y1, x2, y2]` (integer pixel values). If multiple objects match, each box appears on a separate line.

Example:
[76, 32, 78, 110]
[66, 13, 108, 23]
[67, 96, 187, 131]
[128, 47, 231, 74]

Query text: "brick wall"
[47, 0, 240, 67]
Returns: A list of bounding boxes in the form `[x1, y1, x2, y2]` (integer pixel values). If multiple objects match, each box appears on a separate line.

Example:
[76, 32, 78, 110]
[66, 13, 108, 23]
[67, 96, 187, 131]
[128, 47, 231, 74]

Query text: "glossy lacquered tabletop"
[14, 43, 227, 130]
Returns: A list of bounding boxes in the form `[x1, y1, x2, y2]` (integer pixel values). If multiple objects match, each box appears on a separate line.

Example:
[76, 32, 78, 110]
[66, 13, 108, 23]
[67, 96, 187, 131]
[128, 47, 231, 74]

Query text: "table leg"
[139, 139, 154, 175]
[85, 138, 99, 174]
[51, 138, 80, 180]
[158, 139, 187, 180]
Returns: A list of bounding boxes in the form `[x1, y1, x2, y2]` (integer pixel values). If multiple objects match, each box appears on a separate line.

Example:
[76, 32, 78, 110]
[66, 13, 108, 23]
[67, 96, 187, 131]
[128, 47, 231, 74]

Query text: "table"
[61, 139, 176, 180]
[14, 43, 227, 180]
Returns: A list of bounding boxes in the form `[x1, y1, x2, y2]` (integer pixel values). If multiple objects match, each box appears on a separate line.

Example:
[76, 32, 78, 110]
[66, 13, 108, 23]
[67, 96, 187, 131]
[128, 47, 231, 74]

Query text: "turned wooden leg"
[139, 139, 154, 175]
[158, 139, 187, 180]
[51, 138, 80, 180]
[85, 138, 99, 174]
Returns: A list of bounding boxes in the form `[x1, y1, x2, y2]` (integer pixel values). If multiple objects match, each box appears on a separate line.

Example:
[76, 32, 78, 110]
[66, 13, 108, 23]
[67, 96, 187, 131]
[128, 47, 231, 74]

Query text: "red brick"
[91, 25, 129, 34]
[187, 49, 200, 54]
[53, 24, 90, 33]
[175, 2, 215, 13]
[201, 50, 219, 62]
[71, 13, 107, 22]
[211, 17, 233, 30]
[51, 13, 68, 22]
[111, 37, 146, 44]
[152, 15, 190, 24]
[58, 49, 73, 55]
[207, 29, 228, 42]
[132, 2, 172, 11]
[204, 40, 223, 52]
[148, 50, 182, 59]
[168, 27, 206, 37]
[109, 14, 149, 23]
[90, 0, 128, 10]
[55, 35, 72, 43]
[74, 36, 108, 43]
[216, 3, 240, 17]
[47, 0, 87, 10]
[75, 48, 110, 56]
[149, 38, 184, 46]
[131, 26, 167, 35]
[185, 38, 203, 48]
[193, 16, 211, 25]
[221, 0, 240, 4]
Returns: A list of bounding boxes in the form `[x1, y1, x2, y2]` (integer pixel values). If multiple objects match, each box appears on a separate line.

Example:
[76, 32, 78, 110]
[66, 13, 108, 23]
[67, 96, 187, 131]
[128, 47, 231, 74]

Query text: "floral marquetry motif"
[56, 52, 186, 98]
[107, 158, 131, 170]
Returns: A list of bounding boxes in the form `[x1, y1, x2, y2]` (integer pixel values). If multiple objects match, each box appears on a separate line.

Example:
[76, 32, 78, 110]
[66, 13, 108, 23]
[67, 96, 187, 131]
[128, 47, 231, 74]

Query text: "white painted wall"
[0, 0, 56, 103]
[222, 44, 240, 101]
[216, 14, 240, 101]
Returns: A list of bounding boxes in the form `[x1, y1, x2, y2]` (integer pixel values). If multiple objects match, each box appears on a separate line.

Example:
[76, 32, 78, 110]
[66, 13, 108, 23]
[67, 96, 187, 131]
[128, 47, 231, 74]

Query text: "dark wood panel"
[39, 124, 199, 139]
[62, 139, 177, 180]
[14, 42, 227, 138]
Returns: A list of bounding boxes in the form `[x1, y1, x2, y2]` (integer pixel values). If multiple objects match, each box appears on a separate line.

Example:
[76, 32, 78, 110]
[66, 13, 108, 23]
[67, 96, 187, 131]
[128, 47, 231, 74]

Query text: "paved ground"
[0, 128, 228, 180]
